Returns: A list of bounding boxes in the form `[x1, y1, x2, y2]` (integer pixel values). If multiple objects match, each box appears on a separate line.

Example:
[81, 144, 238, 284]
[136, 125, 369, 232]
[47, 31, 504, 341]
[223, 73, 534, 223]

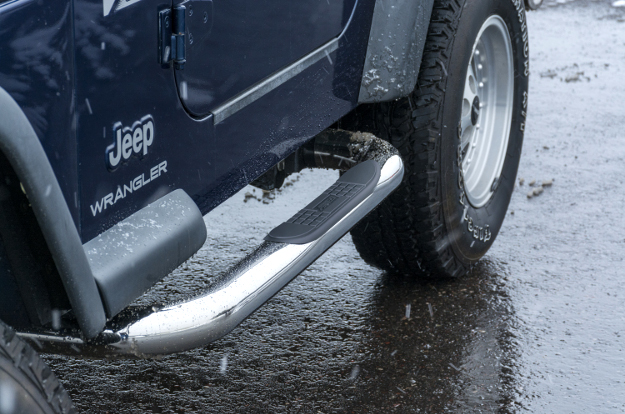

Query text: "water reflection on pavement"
[344, 261, 520, 412]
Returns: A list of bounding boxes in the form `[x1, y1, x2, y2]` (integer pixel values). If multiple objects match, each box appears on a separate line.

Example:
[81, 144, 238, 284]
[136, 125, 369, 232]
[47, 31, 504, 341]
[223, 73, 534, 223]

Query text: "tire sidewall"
[440, 0, 530, 263]
[0, 321, 73, 414]
[0, 356, 56, 414]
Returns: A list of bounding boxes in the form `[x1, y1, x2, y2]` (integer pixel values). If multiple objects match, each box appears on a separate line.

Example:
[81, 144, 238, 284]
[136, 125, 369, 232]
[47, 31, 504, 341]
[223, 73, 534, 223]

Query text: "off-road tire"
[346, 0, 529, 278]
[0, 321, 75, 413]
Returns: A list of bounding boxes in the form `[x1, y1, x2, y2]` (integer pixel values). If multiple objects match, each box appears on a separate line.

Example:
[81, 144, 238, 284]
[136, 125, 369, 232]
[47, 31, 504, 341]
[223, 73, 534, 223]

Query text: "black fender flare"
[0, 87, 106, 338]
[358, 0, 436, 103]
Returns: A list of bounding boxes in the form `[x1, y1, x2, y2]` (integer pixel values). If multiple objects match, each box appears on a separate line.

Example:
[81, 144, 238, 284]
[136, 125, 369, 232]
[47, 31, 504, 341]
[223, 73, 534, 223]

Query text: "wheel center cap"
[471, 96, 480, 126]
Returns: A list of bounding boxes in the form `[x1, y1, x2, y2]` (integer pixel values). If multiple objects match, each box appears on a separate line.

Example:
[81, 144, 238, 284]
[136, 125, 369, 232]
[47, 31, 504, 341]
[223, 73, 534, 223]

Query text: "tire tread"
[347, 0, 470, 278]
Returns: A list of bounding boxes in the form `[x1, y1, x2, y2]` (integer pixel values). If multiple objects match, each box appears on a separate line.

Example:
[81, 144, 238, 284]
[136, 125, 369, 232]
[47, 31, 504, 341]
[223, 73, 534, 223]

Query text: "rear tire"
[347, 0, 529, 278]
[0, 321, 75, 414]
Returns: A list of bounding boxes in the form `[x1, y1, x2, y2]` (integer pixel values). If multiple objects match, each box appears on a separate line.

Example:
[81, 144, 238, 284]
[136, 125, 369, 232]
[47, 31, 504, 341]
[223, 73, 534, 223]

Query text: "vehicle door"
[174, 0, 357, 117]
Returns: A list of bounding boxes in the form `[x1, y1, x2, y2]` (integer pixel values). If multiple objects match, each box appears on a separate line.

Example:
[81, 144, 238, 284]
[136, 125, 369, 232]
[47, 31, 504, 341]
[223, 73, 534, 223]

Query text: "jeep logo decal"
[106, 115, 154, 171]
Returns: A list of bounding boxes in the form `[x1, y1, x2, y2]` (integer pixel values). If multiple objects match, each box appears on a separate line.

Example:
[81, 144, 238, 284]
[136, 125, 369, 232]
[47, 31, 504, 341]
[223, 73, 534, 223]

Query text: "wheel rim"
[459, 15, 514, 208]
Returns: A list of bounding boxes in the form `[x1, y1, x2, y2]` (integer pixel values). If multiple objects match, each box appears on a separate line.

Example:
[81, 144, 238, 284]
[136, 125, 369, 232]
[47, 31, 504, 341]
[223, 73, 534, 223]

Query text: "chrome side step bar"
[20, 132, 404, 358]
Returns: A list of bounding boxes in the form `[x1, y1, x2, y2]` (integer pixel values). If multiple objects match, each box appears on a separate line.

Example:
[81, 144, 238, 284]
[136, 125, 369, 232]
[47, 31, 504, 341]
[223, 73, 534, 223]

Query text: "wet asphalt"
[44, 1, 625, 412]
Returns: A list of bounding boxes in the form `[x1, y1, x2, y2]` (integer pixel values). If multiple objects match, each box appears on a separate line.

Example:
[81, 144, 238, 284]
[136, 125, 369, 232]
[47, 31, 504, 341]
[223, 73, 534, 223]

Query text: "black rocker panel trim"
[265, 160, 381, 244]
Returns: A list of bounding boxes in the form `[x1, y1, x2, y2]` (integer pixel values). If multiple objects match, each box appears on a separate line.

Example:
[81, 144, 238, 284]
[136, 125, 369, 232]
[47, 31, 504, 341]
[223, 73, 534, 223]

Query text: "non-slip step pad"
[265, 160, 381, 244]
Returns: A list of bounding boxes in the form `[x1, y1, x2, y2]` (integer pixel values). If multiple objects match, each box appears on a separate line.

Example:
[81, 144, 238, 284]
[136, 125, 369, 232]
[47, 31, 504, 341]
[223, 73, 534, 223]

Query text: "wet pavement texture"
[45, 2, 625, 413]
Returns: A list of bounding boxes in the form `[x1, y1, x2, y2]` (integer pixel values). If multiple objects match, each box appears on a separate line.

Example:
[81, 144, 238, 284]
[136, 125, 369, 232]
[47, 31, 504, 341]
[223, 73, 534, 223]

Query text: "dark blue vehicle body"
[0, 0, 373, 242]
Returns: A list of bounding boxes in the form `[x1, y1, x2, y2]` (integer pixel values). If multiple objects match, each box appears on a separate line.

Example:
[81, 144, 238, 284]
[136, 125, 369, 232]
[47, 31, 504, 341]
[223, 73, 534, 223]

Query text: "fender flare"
[358, 0, 436, 103]
[0, 87, 106, 338]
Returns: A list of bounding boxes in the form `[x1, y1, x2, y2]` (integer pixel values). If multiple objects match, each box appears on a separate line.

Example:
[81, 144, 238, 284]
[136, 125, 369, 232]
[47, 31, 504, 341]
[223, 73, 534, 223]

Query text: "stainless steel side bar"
[20, 147, 403, 358]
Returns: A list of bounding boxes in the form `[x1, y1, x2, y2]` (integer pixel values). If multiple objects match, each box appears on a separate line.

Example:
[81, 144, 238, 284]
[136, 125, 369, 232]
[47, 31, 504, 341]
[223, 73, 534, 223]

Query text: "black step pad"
[265, 160, 381, 244]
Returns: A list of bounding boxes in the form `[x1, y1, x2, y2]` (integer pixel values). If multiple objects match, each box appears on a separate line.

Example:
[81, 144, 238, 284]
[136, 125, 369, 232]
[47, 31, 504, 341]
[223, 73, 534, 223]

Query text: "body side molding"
[212, 39, 339, 124]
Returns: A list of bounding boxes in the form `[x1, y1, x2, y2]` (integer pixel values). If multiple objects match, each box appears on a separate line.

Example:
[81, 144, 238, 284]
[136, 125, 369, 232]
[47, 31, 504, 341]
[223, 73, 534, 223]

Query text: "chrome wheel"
[460, 15, 514, 208]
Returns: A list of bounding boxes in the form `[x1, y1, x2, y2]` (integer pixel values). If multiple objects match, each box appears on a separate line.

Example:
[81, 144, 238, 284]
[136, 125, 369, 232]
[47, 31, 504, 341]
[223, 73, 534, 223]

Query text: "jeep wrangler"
[0, 0, 537, 411]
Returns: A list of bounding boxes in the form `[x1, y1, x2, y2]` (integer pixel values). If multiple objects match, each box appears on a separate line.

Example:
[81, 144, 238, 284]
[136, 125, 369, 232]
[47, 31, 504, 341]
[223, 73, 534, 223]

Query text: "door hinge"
[158, 5, 186, 70]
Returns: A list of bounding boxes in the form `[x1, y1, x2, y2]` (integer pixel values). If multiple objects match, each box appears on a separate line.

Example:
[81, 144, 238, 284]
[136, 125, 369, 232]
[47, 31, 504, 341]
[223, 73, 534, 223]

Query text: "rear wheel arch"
[0, 87, 106, 337]
[0, 152, 66, 330]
